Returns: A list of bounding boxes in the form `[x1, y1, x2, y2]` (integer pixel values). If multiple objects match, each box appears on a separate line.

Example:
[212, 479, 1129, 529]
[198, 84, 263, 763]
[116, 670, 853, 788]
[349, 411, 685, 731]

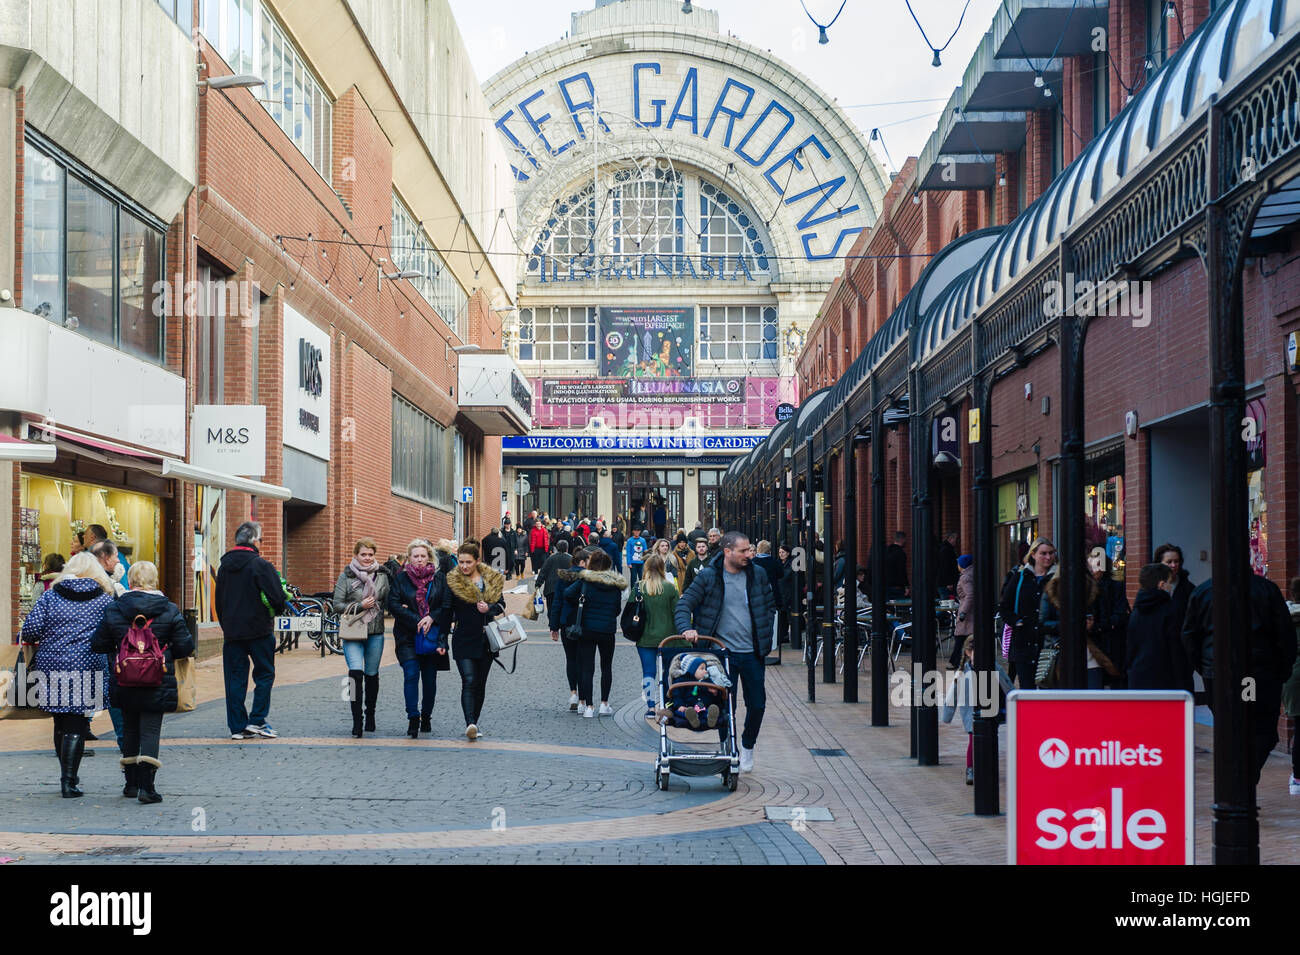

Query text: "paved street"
[2, 596, 1296, 864]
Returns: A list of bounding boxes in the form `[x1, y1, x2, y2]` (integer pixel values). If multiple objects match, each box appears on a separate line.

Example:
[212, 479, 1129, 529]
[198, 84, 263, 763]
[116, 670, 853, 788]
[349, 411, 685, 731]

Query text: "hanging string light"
[798, 0, 848, 45]
[904, 0, 973, 67]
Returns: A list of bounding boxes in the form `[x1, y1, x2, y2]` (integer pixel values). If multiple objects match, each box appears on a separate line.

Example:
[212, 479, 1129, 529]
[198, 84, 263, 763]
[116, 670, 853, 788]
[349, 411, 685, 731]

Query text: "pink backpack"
[116, 615, 165, 688]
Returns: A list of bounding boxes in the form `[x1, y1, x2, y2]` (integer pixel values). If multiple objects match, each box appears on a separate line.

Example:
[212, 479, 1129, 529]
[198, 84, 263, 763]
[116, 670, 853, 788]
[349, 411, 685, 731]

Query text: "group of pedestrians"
[993, 536, 1299, 792]
[20, 552, 193, 802]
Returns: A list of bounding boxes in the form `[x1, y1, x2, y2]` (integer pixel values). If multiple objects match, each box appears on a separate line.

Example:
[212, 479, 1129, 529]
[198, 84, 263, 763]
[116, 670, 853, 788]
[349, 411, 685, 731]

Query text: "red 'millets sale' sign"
[1008, 691, 1193, 864]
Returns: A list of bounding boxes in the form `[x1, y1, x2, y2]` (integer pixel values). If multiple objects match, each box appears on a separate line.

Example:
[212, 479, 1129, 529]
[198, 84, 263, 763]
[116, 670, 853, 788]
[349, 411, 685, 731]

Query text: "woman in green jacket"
[637, 554, 686, 718]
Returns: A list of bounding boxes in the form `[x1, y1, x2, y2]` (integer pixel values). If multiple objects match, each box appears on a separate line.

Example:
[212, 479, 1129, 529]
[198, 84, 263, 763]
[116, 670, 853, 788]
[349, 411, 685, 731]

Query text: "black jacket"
[558, 568, 628, 637]
[999, 566, 1049, 654]
[674, 553, 777, 657]
[1169, 569, 1193, 632]
[883, 544, 909, 593]
[752, 553, 784, 606]
[1126, 588, 1191, 691]
[482, 532, 509, 573]
[438, 564, 506, 659]
[387, 569, 447, 664]
[214, 546, 286, 640]
[936, 541, 959, 591]
[91, 591, 195, 712]
[1183, 575, 1297, 682]
[779, 556, 797, 610]
[1091, 574, 1131, 664]
[536, 552, 572, 598]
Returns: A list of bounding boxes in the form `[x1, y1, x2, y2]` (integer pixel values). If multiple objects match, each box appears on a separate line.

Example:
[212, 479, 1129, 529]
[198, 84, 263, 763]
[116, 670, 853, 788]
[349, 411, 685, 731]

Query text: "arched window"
[529, 184, 596, 274]
[699, 180, 770, 275]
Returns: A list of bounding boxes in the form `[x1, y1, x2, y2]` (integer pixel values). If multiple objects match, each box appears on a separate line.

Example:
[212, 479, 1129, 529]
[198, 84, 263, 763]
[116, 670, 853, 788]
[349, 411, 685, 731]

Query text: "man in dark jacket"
[535, 541, 573, 637]
[884, 532, 909, 599]
[482, 528, 509, 577]
[1126, 563, 1191, 691]
[595, 529, 623, 572]
[675, 532, 777, 773]
[936, 531, 959, 599]
[687, 521, 708, 547]
[752, 540, 785, 607]
[501, 522, 519, 580]
[1183, 572, 1298, 784]
[214, 521, 287, 740]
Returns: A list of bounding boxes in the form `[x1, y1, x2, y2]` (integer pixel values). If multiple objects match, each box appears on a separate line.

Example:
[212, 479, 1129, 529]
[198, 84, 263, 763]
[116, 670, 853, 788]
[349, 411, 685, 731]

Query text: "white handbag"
[486, 613, 528, 653]
[340, 608, 370, 642]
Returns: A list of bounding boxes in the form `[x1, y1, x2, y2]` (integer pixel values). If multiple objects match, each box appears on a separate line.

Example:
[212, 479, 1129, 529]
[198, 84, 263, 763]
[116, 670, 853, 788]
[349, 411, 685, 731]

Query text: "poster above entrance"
[542, 377, 745, 405]
[598, 306, 693, 378]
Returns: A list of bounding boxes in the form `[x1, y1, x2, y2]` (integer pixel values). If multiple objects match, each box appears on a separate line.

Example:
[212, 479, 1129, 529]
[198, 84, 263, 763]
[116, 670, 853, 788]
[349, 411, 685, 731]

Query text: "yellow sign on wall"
[968, 409, 981, 444]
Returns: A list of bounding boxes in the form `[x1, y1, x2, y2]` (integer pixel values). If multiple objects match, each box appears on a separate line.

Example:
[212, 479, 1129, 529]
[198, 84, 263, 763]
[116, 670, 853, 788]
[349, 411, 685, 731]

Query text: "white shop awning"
[161, 459, 293, 501]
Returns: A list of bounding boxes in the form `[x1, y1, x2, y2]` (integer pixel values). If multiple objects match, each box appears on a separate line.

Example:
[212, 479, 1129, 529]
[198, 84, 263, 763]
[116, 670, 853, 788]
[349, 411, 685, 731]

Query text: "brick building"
[2, 0, 527, 636]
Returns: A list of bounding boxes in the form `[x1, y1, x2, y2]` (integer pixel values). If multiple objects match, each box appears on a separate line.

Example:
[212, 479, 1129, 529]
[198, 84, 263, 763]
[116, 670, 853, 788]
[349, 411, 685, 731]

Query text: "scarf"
[405, 561, 439, 619]
[349, 557, 381, 624]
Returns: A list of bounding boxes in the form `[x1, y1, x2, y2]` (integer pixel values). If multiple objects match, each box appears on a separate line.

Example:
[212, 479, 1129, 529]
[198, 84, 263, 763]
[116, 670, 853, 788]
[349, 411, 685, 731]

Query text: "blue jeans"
[629, 564, 643, 588]
[637, 647, 657, 710]
[343, 634, 385, 675]
[401, 656, 438, 719]
[108, 706, 124, 753]
[1087, 667, 1105, 689]
[223, 636, 276, 734]
[727, 651, 766, 750]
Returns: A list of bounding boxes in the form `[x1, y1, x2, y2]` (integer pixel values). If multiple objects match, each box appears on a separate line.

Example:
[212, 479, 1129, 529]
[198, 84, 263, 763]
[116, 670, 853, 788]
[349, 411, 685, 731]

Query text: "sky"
[446, 0, 1005, 173]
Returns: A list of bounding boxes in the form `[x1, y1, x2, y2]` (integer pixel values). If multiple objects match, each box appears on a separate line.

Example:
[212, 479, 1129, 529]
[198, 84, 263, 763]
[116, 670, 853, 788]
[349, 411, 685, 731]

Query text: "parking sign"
[1008, 691, 1193, 865]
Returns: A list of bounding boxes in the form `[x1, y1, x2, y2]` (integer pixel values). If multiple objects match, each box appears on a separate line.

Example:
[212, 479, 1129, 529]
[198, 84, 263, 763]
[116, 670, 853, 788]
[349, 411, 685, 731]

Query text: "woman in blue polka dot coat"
[21, 552, 115, 798]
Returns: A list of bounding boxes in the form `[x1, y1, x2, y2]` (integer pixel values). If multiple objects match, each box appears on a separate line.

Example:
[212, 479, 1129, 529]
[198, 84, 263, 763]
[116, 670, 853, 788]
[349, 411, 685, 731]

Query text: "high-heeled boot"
[59, 733, 85, 798]
[364, 674, 379, 732]
[120, 756, 139, 797]
[407, 717, 419, 739]
[136, 757, 162, 804]
[348, 670, 364, 738]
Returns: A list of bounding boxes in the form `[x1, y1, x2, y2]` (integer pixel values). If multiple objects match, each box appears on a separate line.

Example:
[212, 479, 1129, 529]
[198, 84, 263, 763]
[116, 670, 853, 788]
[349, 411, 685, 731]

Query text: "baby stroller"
[653, 637, 740, 792]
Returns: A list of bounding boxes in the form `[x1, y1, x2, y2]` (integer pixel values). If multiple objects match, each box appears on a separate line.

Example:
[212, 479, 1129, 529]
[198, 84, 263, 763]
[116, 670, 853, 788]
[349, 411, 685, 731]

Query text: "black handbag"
[565, 583, 587, 641]
[620, 584, 645, 642]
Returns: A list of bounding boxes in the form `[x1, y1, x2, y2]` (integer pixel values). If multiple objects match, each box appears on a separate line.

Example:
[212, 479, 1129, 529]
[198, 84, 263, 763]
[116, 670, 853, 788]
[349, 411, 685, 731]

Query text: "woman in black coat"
[386, 538, 449, 739]
[90, 561, 194, 803]
[558, 548, 628, 719]
[437, 542, 506, 741]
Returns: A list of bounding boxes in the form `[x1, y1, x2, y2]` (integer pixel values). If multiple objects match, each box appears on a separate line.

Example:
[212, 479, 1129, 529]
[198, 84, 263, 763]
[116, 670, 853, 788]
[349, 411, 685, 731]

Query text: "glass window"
[519, 306, 596, 363]
[698, 305, 780, 368]
[1146, 0, 1169, 70]
[612, 168, 682, 256]
[392, 393, 452, 508]
[391, 192, 468, 336]
[118, 211, 163, 362]
[66, 175, 116, 349]
[22, 141, 64, 322]
[202, 0, 332, 183]
[196, 262, 229, 405]
[699, 179, 770, 274]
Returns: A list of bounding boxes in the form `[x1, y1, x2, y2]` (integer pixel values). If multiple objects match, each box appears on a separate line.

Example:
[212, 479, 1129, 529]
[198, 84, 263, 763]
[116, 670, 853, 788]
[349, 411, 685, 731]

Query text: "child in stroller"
[656, 653, 733, 730]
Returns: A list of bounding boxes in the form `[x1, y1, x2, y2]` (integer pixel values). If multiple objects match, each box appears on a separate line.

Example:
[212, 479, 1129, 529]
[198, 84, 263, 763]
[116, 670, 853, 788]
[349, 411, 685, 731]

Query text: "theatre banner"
[542, 377, 745, 405]
[599, 306, 693, 378]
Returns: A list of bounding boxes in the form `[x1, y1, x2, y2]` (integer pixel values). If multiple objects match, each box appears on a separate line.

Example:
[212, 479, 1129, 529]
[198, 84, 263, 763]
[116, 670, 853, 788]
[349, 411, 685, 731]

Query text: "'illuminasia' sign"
[542, 377, 745, 405]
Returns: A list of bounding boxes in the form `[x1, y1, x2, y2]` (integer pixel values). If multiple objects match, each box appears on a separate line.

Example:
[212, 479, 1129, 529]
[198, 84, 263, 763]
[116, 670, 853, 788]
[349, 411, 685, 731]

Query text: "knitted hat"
[957, 554, 973, 569]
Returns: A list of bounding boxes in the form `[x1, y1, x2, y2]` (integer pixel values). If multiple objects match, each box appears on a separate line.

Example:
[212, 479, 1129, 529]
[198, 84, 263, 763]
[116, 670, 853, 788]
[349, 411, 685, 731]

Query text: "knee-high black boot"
[59, 733, 85, 798]
[364, 674, 379, 732]
[348, 670, 364, 738]
[120, 756, 139, 797]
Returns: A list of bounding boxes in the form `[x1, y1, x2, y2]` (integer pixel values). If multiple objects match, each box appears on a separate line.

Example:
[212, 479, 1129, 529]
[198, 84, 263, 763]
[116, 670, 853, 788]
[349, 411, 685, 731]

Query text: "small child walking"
[941, 636, 1013, 784]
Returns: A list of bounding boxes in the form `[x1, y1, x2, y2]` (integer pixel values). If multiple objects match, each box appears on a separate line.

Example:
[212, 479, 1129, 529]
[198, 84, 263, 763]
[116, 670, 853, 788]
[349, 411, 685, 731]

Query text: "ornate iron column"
[971, 360, 999, 815]
[844, 431, 861, 703]
[822, 441, 837, 685]
[871, 404, 890, 726]
[790, 471, 804, 652]
[804, 438, 817, 703]
[1057, 241, 1088, 690]
[911, 399, 939, 766]
[1206, 99, 1263, 866]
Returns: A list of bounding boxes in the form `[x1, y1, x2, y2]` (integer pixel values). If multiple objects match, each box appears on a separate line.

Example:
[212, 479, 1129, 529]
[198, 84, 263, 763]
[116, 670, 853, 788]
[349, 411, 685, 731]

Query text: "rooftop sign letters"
[494, 59, 867, 263]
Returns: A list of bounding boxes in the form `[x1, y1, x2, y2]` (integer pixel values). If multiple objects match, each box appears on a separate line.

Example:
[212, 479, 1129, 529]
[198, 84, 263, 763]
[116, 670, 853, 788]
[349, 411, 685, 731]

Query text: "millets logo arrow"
[1039, 738, 1069, 768]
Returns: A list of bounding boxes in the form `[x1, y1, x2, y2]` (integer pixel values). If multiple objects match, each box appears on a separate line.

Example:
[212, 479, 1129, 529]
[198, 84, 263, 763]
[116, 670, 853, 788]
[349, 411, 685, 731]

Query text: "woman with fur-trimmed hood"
[437, 541, 505, 741]
[557, 549, 628, 719]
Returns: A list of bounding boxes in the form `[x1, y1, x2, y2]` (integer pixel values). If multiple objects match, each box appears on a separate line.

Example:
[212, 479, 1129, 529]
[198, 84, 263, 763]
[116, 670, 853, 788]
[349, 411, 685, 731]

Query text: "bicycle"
[274, 584, 343, 657]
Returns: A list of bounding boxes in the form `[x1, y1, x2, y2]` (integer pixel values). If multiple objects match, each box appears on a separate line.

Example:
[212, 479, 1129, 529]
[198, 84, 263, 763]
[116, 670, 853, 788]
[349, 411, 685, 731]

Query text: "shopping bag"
[0, 642, 50, 721]
[171, 656, 197, 713]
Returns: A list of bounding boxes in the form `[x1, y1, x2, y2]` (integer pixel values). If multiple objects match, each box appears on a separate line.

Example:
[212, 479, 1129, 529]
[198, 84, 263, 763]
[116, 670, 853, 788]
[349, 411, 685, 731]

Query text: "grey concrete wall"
[345, 0, 518, 294]
[0, 0, 196, 221]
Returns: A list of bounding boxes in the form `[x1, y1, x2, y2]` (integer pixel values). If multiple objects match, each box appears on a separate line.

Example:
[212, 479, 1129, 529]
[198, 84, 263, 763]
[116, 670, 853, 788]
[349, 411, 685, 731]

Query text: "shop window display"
[1085, 475, 1126, 582]
[18, 475, 162, 602]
